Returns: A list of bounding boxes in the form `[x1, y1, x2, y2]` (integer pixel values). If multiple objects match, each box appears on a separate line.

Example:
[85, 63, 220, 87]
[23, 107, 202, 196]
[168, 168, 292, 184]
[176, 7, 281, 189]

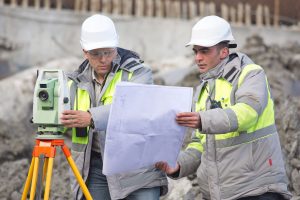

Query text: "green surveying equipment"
[22, 69, 92, 200]
[32, 69, 70, 137]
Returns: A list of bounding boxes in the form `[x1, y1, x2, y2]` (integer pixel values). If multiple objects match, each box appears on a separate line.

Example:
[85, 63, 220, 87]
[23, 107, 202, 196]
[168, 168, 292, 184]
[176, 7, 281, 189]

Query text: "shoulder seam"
[120, 58, 144, 72]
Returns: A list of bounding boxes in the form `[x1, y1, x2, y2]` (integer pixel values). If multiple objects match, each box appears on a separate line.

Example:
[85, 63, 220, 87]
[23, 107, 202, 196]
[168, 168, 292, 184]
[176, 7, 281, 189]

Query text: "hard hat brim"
[185, 39, 219, 47]
[186, 40, 237, 48]
[80, 40, 118, 51]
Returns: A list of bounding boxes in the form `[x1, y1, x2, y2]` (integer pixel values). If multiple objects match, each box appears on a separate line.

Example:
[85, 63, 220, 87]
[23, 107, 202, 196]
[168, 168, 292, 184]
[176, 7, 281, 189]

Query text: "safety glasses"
[87, 48, 116, 58]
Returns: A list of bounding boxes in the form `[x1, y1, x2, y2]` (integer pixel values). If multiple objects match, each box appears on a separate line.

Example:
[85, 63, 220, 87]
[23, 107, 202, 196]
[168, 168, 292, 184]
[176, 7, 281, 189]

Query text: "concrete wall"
[0, 5, 300, 71]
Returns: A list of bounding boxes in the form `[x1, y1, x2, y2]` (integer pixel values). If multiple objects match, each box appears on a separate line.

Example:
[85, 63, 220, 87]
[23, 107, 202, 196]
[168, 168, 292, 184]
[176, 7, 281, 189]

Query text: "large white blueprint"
[103, 82, 193, 175]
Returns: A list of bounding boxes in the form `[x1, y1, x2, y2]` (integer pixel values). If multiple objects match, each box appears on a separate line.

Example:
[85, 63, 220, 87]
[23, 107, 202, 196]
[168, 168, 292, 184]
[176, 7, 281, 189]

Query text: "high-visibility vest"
[187, 64, 276, 153]
[71, 70, 133, 145]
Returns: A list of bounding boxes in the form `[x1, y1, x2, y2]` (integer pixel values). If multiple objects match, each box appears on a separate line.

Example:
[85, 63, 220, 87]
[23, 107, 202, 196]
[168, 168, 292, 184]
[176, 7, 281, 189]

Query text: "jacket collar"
[68, 52, 122, 84]
[198, 52, 254, 84]
[70, 47, 141, 83]
[199, 56, 229, 82]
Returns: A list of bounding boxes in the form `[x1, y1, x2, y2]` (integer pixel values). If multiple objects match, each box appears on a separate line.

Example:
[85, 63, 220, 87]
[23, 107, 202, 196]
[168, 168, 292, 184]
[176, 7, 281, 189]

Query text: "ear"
[83, 49, 88, 59]
[220, 47, 229, 60]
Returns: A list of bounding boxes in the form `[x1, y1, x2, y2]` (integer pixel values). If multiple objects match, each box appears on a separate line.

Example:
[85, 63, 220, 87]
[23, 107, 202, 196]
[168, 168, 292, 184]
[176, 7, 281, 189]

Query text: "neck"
[200, 57, 229, 80]
[97, 73, 106, 84]
[93, 70, 107, 84]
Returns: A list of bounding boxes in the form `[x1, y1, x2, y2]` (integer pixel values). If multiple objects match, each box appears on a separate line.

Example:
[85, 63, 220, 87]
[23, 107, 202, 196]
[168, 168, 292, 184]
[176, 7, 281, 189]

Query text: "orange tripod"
[21, 137, 92, 200]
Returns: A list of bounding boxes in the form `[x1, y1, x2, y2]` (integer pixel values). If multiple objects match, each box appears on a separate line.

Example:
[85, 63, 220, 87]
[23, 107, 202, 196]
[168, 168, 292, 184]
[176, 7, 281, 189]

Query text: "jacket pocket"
[252, 134, 285, 176]
[217, 143, 255, 188]
[196, 159, 210, 199]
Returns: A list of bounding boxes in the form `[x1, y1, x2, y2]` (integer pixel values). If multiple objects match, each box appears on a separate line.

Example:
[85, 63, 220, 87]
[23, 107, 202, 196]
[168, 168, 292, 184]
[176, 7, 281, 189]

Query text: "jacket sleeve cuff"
[169, 148, 201, 179]
[88, 105, 111, 131]
[199, 108, 238, 134]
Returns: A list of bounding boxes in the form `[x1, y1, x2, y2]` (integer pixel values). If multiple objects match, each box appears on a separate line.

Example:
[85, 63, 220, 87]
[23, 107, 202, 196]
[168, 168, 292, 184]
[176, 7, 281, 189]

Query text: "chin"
[198, 68, 207, 74]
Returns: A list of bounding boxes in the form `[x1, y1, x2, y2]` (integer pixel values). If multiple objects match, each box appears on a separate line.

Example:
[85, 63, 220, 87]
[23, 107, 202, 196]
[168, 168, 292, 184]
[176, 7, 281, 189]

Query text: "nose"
[97, 55, 107, 63]
[195, 52, 204, 62]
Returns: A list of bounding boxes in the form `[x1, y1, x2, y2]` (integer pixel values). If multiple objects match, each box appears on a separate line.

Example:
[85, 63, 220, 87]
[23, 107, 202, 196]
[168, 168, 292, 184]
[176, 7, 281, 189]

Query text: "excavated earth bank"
[0, 36, 299, 200]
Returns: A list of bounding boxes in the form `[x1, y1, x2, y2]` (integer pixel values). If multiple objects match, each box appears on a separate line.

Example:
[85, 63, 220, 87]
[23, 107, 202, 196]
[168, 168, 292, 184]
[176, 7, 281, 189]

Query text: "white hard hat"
[80, 14, 118, 51]
[186, 15, 235, 47]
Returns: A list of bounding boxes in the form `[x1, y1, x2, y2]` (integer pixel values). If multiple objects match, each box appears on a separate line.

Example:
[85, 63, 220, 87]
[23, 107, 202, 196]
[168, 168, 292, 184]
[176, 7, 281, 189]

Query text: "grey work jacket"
[173, 53, 292, 200]
[69, 48, 168, 200]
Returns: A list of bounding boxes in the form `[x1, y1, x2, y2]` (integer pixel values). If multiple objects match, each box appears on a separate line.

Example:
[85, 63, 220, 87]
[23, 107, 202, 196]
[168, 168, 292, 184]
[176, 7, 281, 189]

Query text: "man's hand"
[176, 112, 201, 129]
[155, 161, 180, 175]
[61, 110, 92, 128]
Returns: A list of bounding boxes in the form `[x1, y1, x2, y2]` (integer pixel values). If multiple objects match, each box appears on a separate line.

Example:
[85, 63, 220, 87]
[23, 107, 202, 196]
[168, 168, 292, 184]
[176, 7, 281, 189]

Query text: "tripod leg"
[43, 157, 54, 200]
[29, 157, 40, 200]
[43, 157, 49, 183]
[22, 157, 35, 200]
[35, 155, 45, 200]
[62, 145, 93, 200]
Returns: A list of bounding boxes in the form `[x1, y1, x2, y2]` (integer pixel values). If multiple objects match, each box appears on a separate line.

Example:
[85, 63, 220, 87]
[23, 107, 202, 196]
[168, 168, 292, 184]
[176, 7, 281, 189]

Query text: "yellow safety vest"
[187, 64, 276, 153]
[71, 70, 133, 145]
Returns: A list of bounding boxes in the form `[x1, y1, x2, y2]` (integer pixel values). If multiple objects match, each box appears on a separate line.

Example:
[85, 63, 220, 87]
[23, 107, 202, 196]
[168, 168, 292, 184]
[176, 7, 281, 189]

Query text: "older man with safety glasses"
[61, 14, 168, 200]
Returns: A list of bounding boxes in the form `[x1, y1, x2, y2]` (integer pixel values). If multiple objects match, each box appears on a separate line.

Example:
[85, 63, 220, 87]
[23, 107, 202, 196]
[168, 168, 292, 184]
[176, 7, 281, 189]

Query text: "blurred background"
[0, 0, 300, 199]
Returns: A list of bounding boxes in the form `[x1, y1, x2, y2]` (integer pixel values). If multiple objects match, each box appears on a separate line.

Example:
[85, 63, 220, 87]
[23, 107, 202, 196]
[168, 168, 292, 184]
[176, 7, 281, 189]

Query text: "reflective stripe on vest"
[187, 64, 276, 152]
[71, 70, 133, 145]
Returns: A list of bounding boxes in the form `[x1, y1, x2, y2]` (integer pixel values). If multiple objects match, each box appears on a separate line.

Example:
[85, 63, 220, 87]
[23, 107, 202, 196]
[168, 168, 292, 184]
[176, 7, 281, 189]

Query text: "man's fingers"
[176, 112, 200, 128]
[158, 162, 170, 172]
[61, 115, 72, 120]
[62, 110, 76, 115]
[176, 113, 199, 121]
[176, 118, 199, 124]
[176, 117, 198, 123]
[61, 111, 80, 121]
[61, 111, 90, 128]
[177, 121, 197, 125]
[176, 112, 196, 117]
[178, 124, 195, 128]
[61, 118, 73, 126]
[155, 162, 167, 171]
[155, 161, 164, 168]
[156, 161, 180, 175]
[177, 120, 200, 128]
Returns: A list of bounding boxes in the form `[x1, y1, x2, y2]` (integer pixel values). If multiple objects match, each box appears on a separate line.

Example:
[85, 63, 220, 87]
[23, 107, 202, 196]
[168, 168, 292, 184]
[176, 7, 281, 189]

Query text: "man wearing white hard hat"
[61, 14, 167, 200]
[156, 15, 291, 200]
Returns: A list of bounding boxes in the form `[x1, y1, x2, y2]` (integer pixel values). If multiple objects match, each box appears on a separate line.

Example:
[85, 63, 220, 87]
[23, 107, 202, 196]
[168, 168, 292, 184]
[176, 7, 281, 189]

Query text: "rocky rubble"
[242, 36, 300, 200]
[0, 36, 300, 199]
[0, 57, 80, 200]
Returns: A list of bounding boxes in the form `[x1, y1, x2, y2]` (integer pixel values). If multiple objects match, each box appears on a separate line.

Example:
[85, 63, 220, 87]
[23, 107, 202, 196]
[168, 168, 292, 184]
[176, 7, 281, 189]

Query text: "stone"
[291, 159, 300, 169]
[291, 169, 300, 195]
